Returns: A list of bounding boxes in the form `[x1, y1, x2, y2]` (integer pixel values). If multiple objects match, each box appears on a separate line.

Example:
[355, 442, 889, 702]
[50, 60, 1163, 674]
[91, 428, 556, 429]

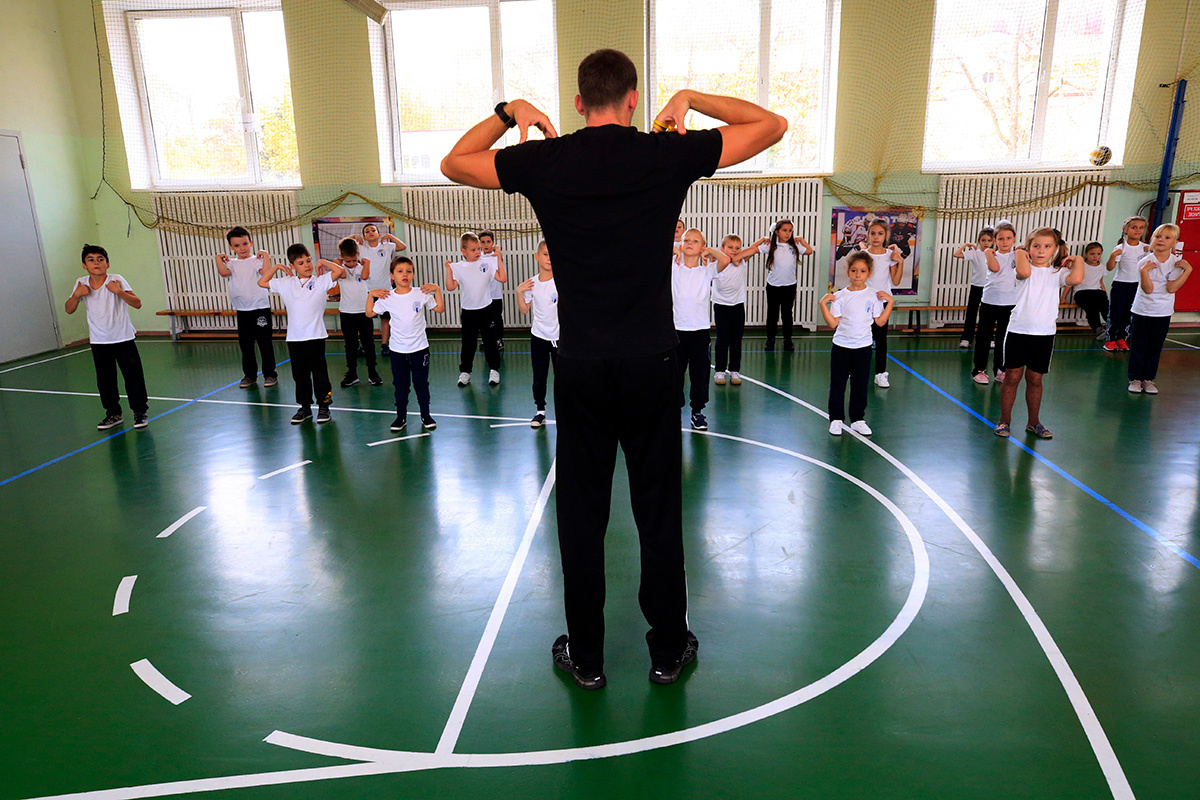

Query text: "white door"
[0, 133, 60, 363]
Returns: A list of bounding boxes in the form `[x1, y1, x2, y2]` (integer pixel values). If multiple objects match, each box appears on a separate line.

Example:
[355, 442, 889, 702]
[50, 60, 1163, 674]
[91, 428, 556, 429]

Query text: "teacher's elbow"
[772, 113, 789, 143]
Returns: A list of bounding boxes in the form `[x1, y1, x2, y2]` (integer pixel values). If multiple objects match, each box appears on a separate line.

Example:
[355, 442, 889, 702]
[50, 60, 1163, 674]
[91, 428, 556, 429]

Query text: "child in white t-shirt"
[1104, 215, 1150, 350]
[258, 244, 346, 425]
[64, 244, 150, 431]
[840, 218, 903, 387]
[216, 225, 277, 388]
[1062, 241, 1108, 338]
[952, 225, 996, 349]
[353, 222, 406, 357]
[332, 237, 380, 389]
[516, 240, 558, 428]
[368, 255, 445, 432]
[819, 250, 895, 436]
[712, 233, 756, 386]
[994, 228, 1085, 439]
[974, 220, 1021, 384]
[673, 227, 731, 431]
[445, 231, 506, 387]
[479, 230, 506, 352]
[755, 218, 815, 351]
[1127, 224, 1193, 395]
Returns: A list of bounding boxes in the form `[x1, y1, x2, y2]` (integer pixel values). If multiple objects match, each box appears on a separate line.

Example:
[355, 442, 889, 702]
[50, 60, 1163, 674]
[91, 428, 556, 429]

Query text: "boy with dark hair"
[216, 226, 278, 388]
[333, 237, 381, 388]
[65, 244, 150, 431]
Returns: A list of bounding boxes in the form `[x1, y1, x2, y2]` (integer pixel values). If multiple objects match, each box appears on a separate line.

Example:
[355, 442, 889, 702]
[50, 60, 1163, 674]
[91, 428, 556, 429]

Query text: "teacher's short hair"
[578, 49, 638, 111]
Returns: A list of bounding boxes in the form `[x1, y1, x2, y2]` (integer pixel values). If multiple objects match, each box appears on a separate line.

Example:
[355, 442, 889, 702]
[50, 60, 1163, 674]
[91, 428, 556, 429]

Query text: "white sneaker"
[850, 420, 873, 436]
[714, 371, 727, 385]
[874, 372, 890, 388]
[488, 369, 501, 386]
[994, 370, 1005, 382]
[457, 372, 471, 386]
[730, 372, 742, 385]
[959, 339, 970, 349]
[1142, 380, 1158, 395]
[828, 419, 843, 435]
[1127, 380, 1143, 393]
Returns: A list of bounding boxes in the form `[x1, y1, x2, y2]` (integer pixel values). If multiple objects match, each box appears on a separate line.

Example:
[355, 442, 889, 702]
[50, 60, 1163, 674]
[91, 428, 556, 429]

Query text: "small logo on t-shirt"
[551, 295, 558, 304]
[480, 264, 488, 273]
[412, 301, 422, 312]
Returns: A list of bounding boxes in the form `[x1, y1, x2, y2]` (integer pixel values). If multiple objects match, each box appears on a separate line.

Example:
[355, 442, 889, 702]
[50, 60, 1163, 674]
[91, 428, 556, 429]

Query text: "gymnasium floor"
[1, 329, 1198, 800]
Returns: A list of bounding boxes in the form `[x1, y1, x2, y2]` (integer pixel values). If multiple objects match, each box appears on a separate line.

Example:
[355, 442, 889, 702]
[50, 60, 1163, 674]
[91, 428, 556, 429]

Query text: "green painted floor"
[1, 331, 1198, 799]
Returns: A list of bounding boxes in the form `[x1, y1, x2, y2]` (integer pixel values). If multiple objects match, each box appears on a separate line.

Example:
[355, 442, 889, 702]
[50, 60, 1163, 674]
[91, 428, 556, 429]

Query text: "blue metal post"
[1153, 79, 1187, 228]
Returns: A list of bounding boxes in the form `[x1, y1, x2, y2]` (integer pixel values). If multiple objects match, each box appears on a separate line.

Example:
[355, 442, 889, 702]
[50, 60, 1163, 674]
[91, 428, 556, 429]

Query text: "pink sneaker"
[972, 371, 989, 385]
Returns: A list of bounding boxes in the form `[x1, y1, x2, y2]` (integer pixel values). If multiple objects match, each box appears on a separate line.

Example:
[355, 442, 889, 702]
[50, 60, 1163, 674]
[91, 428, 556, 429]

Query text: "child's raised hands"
[216, 253, 230, 265]
[420, 283, 441, 295]
[820, 292, 837, 306]
[518, 277, 536, 293]
[71, 281, 91, 299]
[368, 289, 390, 299]
[888, 244, 902, 260]
[105, 279, 123, 294]
[257, 250, 270, 260]
[877, 290, 892, 303]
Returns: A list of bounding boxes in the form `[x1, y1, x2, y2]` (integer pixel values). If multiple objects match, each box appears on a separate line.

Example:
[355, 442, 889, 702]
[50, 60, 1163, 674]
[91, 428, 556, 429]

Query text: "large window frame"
[922, 0, 1145, 173]
[370, 0, 560, 184]
[645, 0, 841, 176]
[103, 0, 300, 191]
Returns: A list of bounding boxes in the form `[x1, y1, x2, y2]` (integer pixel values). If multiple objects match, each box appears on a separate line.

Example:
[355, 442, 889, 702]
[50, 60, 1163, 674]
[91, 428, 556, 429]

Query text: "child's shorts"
[1004, 332, 1055, 374]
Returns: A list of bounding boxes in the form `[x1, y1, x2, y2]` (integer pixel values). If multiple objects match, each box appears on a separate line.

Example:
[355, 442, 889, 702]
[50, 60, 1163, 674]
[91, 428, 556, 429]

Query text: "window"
[103, 0, 299, 189]
[924, 0, 1145, 171]
[647, 0, 841, 175]
[371, 0, 558, 183]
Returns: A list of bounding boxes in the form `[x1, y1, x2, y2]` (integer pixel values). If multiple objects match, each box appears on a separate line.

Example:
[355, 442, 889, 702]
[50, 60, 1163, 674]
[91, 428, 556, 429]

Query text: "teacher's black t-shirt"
[494, 125, 723, 359]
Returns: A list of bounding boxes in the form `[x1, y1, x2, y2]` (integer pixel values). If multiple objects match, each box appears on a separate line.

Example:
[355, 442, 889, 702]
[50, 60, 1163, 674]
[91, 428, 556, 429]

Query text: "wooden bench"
[893, 303, 1080, 335]
[156, 308, 341, 339]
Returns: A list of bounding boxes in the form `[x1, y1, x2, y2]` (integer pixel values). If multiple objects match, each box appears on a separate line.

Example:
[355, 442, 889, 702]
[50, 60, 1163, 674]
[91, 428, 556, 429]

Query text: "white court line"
[489, 420, 556, 428]
[435, 460, 557, 755]
[735, 370, 1133, 800]
[1166, 337, 1200, 350]
[156, 507, 207, 539]
[257, 460, 312, 481]
[130, 659, 191, 705]
[0, 348, 90, 374]
[112, 576, 137, 616]
[366, 433, 430, 447]
[0, 387, 193, 402]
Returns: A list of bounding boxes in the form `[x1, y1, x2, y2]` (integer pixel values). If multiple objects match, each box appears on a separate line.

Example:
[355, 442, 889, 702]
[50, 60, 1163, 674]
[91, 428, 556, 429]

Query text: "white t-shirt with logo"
[223, 257, 270, 311]
[373, 289, 437, 353]
[864, 249, 897, 294]
[830, 287, 884, 349]
[74, 274, 137, 344]
[523, 275, 560, 342]
[337, 264, 371, 314]
[982, 250, 1019, 306]
[1008, 265, 1071, 336]
[1131, 253, 1185, 317]
[1076, 260, 1106, 292]
[964, 249, 990, 288]
[359, 241, 397, 291]
[711, 260, 747, 306]
[451, 259, 498, 311]
[269, 272, 334, 342]
[760, 242, 799, 287]
[1113, 240, 1152, 283]
[482, 253, 503, 300]
[672, 257, 718, 331]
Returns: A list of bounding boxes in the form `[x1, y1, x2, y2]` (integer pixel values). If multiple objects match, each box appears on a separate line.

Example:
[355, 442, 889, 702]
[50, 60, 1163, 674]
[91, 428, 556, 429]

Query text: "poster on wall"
[829, 207, 920, 296]
[311, 216, 395, 263]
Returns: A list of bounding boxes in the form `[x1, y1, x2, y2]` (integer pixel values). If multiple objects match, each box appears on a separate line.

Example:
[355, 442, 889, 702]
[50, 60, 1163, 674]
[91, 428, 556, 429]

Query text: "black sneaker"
[390, 415, 407, 432]
[264, 375, 279, 387]
[421, 414, 437, 431]
[531, 411, 546, 428]
[133, 412, 150, 429]
[97, 414, 123, 431]
[368, 371, 383, 386]
[551, 635, 606, 690]
[783, 339, 795, 352]
[690, 412, 708, 431]
[649, 631, 699, 685]
[238, 376, 256, 389]
[291, 407, 312, 425]
[316, 405, 331, 424]
[764, 339, 776, 351]
[340, 373, 359, 388]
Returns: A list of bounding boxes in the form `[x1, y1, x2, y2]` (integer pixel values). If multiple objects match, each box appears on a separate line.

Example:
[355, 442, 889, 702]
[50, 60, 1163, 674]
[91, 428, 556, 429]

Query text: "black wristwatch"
[494, 101, 516, 129]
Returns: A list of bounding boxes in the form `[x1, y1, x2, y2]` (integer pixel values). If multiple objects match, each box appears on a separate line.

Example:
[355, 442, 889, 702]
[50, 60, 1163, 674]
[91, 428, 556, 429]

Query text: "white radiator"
[931, 171, 1110, 328]
[401, 178, 826, 330]
[154, 192, 307, 335]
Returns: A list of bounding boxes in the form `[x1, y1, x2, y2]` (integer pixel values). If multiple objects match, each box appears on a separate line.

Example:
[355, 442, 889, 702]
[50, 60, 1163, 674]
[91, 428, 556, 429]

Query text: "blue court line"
[0, 362, 289, 489]
[887, 354, 1200, 571]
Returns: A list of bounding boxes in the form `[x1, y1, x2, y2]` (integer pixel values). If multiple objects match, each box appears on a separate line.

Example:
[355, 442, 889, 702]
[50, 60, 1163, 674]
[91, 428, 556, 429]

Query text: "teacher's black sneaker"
[340, 373, 359, 388]
[238, 376, 256, 389]
[531, 411, 546, 428]
[291, 407, 312, 425]
[421, 414, 437, 431]
[264, 375, 279, 387]
[552, 635, 606, 690]
[690, 413, 708, 431]
[649, 631, 699, 685]
[316, 405, 331, 424]
[390, 415, 407, 432]
[97, 414, 123, 431]
[133, 413, 150, 429]
[764, 339, 775, 351]
[368, 370, 383, 386]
